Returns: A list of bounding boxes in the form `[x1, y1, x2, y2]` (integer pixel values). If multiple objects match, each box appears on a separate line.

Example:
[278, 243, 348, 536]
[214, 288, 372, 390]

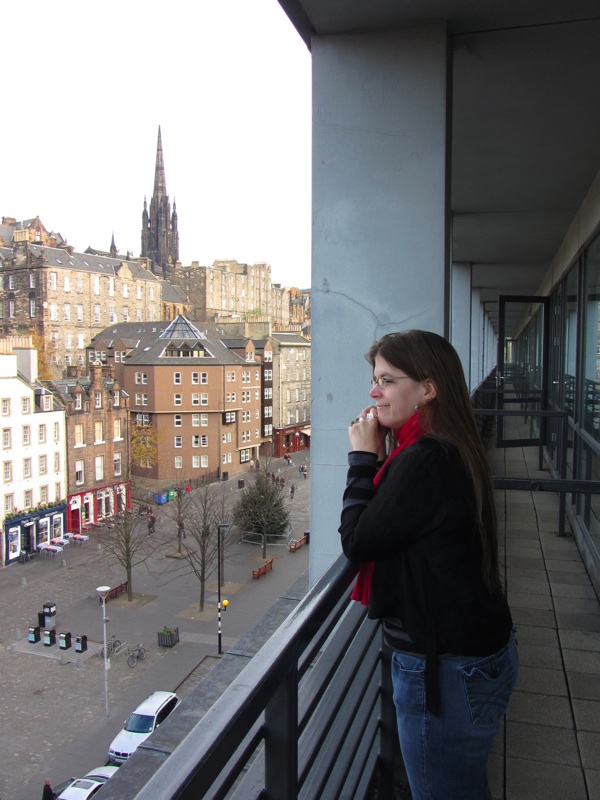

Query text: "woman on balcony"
[340, 330, 517, 800]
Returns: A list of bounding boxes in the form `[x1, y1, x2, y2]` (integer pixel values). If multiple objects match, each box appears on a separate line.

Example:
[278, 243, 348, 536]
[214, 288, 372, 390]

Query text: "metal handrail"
[98, 556, 395, 800]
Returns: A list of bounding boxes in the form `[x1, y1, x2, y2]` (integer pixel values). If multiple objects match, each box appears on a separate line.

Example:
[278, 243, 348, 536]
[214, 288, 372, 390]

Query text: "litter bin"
[43, 629, 56, 647]
[167, 489, 175, 501]
[304, 530, 310, 544]
[59, 632, 72, 650]
[238, 479, 245, 489]
[74, 634, 87, 653]
[28, 625, 40, 643]
[43, 603, 56, 630]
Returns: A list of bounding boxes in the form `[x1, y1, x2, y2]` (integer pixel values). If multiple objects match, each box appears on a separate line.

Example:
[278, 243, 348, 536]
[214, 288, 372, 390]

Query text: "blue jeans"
[391, 631, 518, 800]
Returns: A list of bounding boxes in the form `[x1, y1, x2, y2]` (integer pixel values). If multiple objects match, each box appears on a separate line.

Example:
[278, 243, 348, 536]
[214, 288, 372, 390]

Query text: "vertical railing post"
[377, 637, 397, 800]
[265, 665, 299, 799]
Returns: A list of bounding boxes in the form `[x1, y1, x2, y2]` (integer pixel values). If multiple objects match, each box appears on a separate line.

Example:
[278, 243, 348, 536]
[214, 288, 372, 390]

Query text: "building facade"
[0, 234, 163, 379]
[42, 364, 131, 533]
[171, 259, 292, 325]
[89, 317, 264, 483]
[0, 349, 67, 565]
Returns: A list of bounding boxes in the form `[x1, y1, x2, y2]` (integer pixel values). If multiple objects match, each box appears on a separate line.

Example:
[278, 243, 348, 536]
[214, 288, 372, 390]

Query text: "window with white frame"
[114, 452, 122, 476]
[94, 304, 101, 323]
[76, 276, 83, 293]
[75, 459, 84, 485]
[63, 274, 71, 292]
[75, 423, 84, 446]
[174, 394, 182, 406]
[201, 372, 208, 384]
[54, 422, 60, 441]
[1, 399, 9, 416]
[174, 372, 182, 384]
[174, 436, 182, 448]
[2, 429, 10, 449]
[93, 276, 100, 295]
[3, 461, 12, 482]
[192, 455, 201, 468]
[50, 272, 57, 290]
[264, 369, 273, 381]
[175, 455, 183, 469]
[174, 414, 182, 427]
[43, 395, 52, 411]
[23, 458, 31, 478]
[95, 455, 104, 481]
[50, 303, 58, 321]
[192, 393, 199, 405]
[123, 283, 128, 298]
[94, 421, 103, 443]
[22, 397, 29, 414]
[38, 424, 46, 443]
[113, 419, 122, 440]
[24, 490, 32, 509]
[39, 454, 47, 475]
[201, 393, 208, 406]
[4, 494, 13, 513]
[192, 372, 199, 384]
[64, 303, 71, 321]
[40, 485, 48, 504]
[201, 455, 208, 468]
[54, 452, 60, 472]
[55, 482, 61, 501]
[201, 434, 208, 447]
[74, 393, 82, 410]
[95, 392, 102, 409]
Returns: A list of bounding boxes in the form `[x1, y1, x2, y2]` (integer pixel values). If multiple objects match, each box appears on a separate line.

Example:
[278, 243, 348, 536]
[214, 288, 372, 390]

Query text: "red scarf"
[350, 412, 424, 604]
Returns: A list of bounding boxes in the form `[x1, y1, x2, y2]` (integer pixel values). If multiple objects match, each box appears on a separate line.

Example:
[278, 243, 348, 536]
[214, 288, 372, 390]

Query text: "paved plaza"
[0, 456, 311, 800]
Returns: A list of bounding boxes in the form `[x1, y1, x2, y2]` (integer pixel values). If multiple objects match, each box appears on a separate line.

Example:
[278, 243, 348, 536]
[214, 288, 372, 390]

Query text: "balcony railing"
[99, 556, 396, 800]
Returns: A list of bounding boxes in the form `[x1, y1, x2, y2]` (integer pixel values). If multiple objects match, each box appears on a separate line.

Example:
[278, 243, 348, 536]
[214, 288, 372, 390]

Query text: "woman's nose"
[369, 385, 380, 399]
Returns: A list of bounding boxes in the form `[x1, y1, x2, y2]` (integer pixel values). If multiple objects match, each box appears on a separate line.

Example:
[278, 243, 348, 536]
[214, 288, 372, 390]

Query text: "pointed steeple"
[153, 126, 167, 199]
[110, 233, 117, 258]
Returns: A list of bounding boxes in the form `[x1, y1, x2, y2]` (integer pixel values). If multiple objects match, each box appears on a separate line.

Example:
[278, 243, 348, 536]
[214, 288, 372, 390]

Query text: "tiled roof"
[28, 245, 160, 281]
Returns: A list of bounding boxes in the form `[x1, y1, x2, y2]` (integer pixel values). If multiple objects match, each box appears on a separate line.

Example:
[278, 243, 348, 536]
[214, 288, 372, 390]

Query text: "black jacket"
[339, 437, 513, 713]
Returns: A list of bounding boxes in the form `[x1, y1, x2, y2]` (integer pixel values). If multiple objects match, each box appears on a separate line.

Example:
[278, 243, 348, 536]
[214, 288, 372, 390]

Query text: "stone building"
[171, 259, 291, 326]
[41, 364, 130, 533]
[0, 232, 163, 378]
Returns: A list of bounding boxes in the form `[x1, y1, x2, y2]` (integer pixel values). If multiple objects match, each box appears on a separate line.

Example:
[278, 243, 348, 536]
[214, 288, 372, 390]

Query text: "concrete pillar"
[470, 291, 482, 388]
[310, 26, 450, 579]
[451, 263, 473, 388]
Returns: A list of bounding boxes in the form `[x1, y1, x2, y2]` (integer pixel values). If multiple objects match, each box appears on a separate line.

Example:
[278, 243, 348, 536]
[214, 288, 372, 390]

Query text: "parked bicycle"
[100, 635, 122, 658]
[127, 642, 146, 668]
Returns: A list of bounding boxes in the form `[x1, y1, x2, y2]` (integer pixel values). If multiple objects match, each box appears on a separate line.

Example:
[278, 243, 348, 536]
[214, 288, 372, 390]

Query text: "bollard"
[61, 559, 67, 568]
[60, 652, 68, 665]
[15, 628, 22, 641]
[76, 657, 83, 668]
[97, 544, 102, 552]
[21, 577, 26, 587]
[9, 644, 16, 654]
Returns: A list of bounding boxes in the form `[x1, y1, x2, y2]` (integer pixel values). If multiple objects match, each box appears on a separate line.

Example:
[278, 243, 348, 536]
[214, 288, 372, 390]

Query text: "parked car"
[108, 691, 180, 764]
[54, 765, 119, 799]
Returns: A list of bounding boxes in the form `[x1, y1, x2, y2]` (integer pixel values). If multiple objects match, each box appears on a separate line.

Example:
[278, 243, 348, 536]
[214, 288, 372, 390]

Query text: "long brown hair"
[367, 330, 501, 593]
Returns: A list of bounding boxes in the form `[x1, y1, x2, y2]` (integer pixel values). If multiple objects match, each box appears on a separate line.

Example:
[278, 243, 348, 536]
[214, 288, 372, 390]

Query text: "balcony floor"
[487, 441, 600, 800]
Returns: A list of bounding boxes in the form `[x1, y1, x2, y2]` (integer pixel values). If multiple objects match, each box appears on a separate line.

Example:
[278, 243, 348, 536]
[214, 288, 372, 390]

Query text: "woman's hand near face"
[348, 406, 387, 457]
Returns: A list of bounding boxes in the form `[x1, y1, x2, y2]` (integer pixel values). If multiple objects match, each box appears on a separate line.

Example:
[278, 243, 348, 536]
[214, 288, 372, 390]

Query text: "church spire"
[153, 126, 167, 199]
[141, 126, 179, 277]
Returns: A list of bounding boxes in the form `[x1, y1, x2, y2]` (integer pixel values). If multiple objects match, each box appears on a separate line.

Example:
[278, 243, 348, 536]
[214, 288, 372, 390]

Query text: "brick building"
[89, 316, 264, 483]
[42, 364, 131, 533]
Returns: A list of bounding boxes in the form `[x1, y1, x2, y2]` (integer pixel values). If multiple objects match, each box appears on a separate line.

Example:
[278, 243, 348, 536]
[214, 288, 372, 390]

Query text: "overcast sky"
[2, 1, 311, 288]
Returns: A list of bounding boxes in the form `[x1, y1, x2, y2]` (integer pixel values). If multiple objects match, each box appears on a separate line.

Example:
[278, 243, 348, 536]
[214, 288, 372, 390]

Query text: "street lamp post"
[96, 585, 111, 718]
[216, 524, 230, 655]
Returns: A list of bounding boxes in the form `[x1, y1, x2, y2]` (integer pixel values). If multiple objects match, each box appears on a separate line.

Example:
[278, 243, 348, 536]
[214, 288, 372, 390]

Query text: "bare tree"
[97, 509, 166, 601]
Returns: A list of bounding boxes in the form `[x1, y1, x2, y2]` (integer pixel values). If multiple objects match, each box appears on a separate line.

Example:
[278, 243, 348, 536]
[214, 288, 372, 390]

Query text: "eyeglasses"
[370, 376, 413, 388]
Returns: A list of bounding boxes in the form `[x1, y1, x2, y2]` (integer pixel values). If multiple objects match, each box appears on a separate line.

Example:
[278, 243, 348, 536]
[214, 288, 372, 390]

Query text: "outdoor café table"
[36, 543, 50, 554]
[51, 538, 68, 547]
[72, 534, 89, 543]
[63, 532, 74, 540]
[46, 545, 63, 557]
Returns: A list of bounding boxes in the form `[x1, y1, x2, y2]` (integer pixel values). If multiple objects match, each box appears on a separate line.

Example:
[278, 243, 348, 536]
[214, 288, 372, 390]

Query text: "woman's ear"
[423, 379, 437, 402]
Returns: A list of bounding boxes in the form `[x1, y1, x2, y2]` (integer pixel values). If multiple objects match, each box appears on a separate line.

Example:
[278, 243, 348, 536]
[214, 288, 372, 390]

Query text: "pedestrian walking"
[147, 513, 156, 535]
[42, 778, 55, 800]
[290, 484, 296, 499]
[302, 465, 308, 479]
[250, 459, 255, 470]
[299, 464, 303, 478]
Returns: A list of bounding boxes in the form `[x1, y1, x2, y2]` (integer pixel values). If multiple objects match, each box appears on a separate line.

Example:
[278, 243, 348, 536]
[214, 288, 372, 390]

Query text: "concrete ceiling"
[278, 1, 600, 334]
